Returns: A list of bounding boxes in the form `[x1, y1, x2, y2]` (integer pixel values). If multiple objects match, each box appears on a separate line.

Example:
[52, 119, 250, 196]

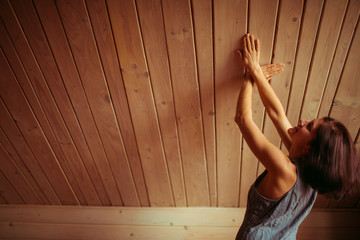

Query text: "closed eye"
[307, 121, 314, 131]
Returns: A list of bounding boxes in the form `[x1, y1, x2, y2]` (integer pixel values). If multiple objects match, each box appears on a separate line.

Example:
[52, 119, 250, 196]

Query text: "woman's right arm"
[243, 34, 293, 151]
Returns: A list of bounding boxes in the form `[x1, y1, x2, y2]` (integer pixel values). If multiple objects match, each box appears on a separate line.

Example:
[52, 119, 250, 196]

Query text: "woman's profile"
[234, 34, 359, 239]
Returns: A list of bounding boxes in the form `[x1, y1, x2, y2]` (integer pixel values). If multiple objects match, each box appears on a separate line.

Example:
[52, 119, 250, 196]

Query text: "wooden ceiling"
[0, 0, 359, 208]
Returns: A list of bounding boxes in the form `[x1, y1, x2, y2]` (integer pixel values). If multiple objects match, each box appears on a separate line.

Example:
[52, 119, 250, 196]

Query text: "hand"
[244, 64, 284, 84]
[237, 34, 260, 72]
[261, 63, 285, 81]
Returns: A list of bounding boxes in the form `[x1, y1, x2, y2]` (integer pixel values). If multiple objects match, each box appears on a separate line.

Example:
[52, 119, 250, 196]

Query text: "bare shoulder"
[256, 157, 297, 199]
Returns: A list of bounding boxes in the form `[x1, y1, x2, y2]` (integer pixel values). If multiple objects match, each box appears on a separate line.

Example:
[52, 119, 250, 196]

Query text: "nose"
[298, 119, 308, 128]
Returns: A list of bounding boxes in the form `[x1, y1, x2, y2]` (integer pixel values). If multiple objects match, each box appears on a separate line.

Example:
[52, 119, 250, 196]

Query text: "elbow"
[235, 115, 243, 127]
[235, 114, 251, 129]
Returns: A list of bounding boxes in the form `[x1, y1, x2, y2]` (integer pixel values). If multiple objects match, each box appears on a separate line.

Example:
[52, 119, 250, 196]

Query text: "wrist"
[249, 65, 265, 81]
[249, 64, 261, 75]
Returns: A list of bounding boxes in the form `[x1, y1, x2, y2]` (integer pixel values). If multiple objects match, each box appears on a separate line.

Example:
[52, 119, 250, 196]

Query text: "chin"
[288, 127, 296, 137]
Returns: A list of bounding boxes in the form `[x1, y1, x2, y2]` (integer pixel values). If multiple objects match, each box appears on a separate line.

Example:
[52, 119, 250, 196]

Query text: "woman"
[235, 34, 359, 239]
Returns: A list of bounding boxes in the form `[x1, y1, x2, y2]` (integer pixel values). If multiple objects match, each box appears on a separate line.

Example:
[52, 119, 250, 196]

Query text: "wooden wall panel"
[33, 0, 115, 206]
[214, 0, 247, 207]
[0, 142, 42, 204]
[1, 206, 360, 240]
[85, 0, 149, 206]
[300, 0, 348, 121]
[0, 128, 47, 204]
[239, 0, 278, 207]
[261, 0, 303, 175]
[286, 0, 323, 127]
[10, 0, 102, 205]
[107, 0, 173, 206]
[192, 0, 217, 207]
[136, 0, 186, 206]
[162, 0, 209, 206]
[318, 0, 359, 118]
[0, 0, 359, 208]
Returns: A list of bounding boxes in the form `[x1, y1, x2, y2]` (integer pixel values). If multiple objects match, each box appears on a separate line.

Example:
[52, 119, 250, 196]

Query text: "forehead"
[312, 118, 325, 131]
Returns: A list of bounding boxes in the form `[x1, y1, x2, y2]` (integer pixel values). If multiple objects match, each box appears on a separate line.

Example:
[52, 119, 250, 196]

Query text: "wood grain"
[300, 0, 348, 121]
[106, 0, 173, 206]
[0, 0, 358, 208]
[0, 206, 359, 240]
[85, 0, 149, 207]
[162, 0, 209, 206]
[191, 0, 217, 207]
[214, 0, 247, 207]
[260, 0, 303, 175]
[135, 0, 186, 207]
[286, 0, 324, 127]
[239, 0, 278, 207]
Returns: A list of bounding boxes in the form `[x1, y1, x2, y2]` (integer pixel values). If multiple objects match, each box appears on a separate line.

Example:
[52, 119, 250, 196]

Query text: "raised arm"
[235, 35, 292, 176]
[240, 34, 293, 151]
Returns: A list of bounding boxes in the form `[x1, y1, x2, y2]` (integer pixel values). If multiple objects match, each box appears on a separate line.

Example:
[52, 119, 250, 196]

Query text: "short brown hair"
[299, 117, 359, 200]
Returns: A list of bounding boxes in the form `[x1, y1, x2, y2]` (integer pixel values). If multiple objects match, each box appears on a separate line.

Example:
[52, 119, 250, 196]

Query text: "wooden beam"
[0, 206, 359, 240]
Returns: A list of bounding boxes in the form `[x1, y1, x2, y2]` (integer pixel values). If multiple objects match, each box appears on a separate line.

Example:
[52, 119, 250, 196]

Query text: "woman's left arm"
[235, 73, 288, 175]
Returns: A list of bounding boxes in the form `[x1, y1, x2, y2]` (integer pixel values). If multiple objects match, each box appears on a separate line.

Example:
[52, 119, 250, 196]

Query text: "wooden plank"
[106, 0, 173, 206]
[1, 205, 359, 228]
[0, 1, 84, 206]
[33, 0, 121, 207]
[1, 222, 360, 240]
[0, 223, 238, 240]
[0, 102, 59, 205]
[1, 0, 91, 205]
[191, 0, 216, 207]
[329, 19, 360, 140]
[0, 1, 85, 206]
[135, 0, 186, 207]
[0, 19, 76, 206]
[32, 0, 133, 207]
[329, 22, 360, 209]
[0, 206, 360, 240]
[297, 228, 360, 240]
[0, 171, 24, 204]
[0, 142, 42, 204]
[0, 195, 6, 204]
[317, 0, 360, 118]
[0, 206, 246, 227]
[161, 0, 210, 206]
[261, 0, 303, 175]
[0, 128, 47, 205]
[9, 0, 102, 206]
[214, 0, 247, 207]
[84, 0, 149, 207]
[300, 0, 348, 121]
[286, 0, 324, 127]
[56, 0, 143, 206]
[239, 0, 278, 207]
[0, 53, 78, 205]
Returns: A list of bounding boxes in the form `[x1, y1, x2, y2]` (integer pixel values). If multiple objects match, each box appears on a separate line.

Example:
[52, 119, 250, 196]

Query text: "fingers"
[244, 34, 259, 53]
[255, 38, 260, 52]
[262, 63, 285, 72]
[245, 35, 251, 53]
[246, 34, 253, 52]
[250, 34, 255, 51]
[261, 63, 285, 80]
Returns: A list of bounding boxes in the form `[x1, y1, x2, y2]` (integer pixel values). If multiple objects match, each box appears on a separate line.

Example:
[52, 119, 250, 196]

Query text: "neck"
[288, 148, 304, 159]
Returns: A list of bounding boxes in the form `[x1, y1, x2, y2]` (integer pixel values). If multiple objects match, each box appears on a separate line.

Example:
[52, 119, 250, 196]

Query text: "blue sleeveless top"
[236, 160, 317, 240]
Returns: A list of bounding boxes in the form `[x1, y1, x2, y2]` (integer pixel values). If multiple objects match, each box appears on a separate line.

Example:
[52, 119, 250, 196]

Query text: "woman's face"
[288, 118, 325, 157]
